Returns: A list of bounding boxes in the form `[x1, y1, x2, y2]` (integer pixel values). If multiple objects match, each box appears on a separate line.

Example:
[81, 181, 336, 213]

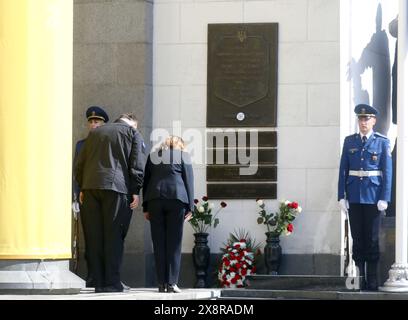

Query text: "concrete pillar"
[381, 0, 408, 292]
[0, 0, 84, 293]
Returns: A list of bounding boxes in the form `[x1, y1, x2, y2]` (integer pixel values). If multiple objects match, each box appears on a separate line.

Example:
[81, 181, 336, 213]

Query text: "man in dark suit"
[75, 113, 145, 293]
[143, 136, 194, 293]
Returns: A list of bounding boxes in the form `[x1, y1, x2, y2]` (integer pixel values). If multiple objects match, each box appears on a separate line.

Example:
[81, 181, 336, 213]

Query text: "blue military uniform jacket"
[338, 132, 392, 204]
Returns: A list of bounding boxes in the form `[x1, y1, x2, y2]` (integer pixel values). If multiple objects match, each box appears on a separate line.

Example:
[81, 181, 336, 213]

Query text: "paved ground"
[0, 288, 222, 300]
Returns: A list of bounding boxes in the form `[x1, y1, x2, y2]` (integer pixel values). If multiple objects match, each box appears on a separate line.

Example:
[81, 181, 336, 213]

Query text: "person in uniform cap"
[72, 106, 109, 287]
[338, 103, 392, 291]
[74, 106, 110, 198]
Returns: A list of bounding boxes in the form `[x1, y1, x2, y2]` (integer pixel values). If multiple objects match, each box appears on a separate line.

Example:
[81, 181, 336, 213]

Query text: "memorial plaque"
[207, 183, 277, 199]
[207, 148, 277, 165]
[207, 165, 277, 182]
[207, 131, 277, 148]
[207, 23, 278, 127]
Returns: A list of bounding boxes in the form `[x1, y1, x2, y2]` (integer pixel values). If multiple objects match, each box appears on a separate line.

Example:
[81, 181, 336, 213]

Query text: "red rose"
[235, 263, 241, 269]
[240, 239, 246, 243]
[231, 277, 237, 284]
[220, 201, 227, 208]
[202, 196, 208, 201]
[225, 260, 230, 266]
[234, 244, 240, 249]
[241, 268, 247, 276]
[291, 202, 298, 209]
[287, 223, 294, 232]
[194, 199, 199, 204]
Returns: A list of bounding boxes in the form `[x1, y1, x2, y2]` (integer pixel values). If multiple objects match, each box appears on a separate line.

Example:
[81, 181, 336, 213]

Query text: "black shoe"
[102, 285, 124, 293]
[95, 287, 104, 293]
[158, 284, 166, 293]
[355, 261, 366, 291]
[167, 284, 181, 293]
[366, 261, 378, 291]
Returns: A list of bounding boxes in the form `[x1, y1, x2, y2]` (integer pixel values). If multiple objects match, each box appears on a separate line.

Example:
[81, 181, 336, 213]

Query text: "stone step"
[220, 288, 408, 300]
[244, 275, 360, 291]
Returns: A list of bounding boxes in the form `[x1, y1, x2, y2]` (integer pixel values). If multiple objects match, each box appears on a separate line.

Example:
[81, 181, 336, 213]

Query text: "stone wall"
[73, 0, 153, 286]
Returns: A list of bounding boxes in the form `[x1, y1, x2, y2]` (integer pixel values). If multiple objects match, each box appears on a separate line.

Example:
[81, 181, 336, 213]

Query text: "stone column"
[0, 0, 84, 293]
[381, 0, 408, 292]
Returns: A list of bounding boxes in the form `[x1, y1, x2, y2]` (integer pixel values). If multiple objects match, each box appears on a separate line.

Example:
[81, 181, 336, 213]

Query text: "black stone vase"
[192, 232, 210, 288]
[264, 232, 282, 275]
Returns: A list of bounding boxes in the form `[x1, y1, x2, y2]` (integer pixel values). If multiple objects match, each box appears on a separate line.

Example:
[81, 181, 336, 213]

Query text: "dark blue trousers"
[81, 189, 132, 288]
[148, 199, 186, 285]
[348, 203, 381, 263]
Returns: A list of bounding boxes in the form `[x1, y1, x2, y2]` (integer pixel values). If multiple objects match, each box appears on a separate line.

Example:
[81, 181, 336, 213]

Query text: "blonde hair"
[160, 135, 185, 151]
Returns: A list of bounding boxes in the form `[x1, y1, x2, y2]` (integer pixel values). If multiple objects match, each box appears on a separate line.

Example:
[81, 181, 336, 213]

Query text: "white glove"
[377, 200, 388, 211]
[339, 199, 349, 213]
[72, 201, 80, 220]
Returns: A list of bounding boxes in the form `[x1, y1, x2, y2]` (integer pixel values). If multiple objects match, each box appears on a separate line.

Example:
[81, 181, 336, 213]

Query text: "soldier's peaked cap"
[354, 104, 378, 117]
[86, 106, 109, 122]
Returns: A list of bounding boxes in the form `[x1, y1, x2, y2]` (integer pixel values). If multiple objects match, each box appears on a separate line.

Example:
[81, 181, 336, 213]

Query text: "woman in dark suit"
[142, 136, 194, 293]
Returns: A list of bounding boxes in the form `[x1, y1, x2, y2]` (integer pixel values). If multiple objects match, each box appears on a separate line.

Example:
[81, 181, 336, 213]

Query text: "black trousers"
[348, 203, 381, 263]
[81, 189, 132, 288]
[148, 199, 186, 285]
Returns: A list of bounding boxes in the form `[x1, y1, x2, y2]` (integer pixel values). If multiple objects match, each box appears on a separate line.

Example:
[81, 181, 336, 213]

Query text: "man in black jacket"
[75, 113, 145, 293]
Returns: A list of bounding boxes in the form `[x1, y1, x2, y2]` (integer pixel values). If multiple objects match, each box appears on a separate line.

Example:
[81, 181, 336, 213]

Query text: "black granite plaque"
[207, 183, 277, 199]
[207, 148, 277, 165]
[207, 23, 278, 127]
[207, 165, 277, 182]
[207, 131, 277, 148]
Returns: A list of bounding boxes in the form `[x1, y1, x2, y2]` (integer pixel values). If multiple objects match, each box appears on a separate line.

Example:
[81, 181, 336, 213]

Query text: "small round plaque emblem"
[236, 112, 245, 121]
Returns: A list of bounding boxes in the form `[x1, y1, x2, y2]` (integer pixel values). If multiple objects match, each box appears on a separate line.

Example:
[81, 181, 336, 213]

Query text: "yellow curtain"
[0, 0, 73, 259]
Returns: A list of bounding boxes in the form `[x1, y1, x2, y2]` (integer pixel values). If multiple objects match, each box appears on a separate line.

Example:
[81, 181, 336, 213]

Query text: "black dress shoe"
[102, 285, 124, 293]
[158, 284, 166, 293]
[167, 284, 181, 293]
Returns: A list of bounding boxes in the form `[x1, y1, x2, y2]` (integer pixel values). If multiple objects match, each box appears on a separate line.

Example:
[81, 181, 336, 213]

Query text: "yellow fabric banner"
[0, 0, 73, 259]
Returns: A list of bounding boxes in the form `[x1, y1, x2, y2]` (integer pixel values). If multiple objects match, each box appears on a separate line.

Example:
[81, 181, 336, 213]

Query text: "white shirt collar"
[360, 130, 373, 140]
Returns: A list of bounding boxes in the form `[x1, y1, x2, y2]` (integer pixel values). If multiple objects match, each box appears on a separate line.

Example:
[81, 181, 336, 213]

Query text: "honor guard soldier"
[74, 106, 109, 200]
[73, 106, 109, 287]
[338, 103, 392, 291]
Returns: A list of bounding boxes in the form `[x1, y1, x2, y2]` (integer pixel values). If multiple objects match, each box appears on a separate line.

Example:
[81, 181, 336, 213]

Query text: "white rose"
[256, 199, 264, 206]
[198, 206, 205, 213]
[230, 272, 236, 278]
[297, 206, 302, 213]
[209, 202, 215, 209]
[284, 200, 290, 205]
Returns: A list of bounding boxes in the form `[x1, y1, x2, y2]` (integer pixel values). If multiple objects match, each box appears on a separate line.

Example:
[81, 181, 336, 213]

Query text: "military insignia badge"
[372, 155, 378, 161]
[349, 148, 358, 154]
